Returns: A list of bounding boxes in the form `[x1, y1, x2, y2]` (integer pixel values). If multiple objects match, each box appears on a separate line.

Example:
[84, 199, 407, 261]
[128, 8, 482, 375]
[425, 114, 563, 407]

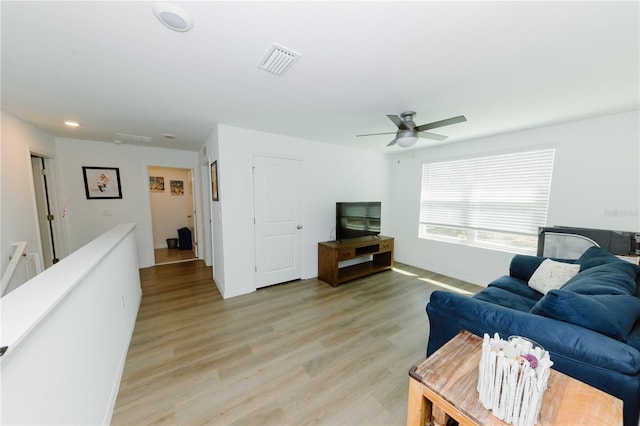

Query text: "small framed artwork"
[149, 176, 165, 192]
[170, 180, 184, 196]
[211, 161, 219, 201]
[82, 166, 122, 199]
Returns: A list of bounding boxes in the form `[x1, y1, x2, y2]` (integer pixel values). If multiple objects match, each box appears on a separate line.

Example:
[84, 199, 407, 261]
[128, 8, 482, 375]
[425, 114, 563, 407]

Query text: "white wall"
[148, 166, 193, 248]
[55, 138, 201, 268]
[206, 124, 389, 298]
[204, 126, 225, 293]
[1, 111, 64, 294]
[388, 110, 640, 286]
[1, 224, 141, 425]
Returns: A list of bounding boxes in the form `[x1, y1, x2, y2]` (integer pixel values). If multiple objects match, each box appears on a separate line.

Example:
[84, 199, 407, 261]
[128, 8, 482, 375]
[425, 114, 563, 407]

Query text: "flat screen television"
[336, 201, 381, 241]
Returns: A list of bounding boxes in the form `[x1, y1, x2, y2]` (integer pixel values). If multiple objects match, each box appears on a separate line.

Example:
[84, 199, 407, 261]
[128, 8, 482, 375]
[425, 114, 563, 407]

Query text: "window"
[419, 148, 555, 253]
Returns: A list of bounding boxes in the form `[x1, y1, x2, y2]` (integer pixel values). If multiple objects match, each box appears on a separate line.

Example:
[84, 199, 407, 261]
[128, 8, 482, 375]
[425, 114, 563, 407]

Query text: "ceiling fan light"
[396, 131, 418, 148]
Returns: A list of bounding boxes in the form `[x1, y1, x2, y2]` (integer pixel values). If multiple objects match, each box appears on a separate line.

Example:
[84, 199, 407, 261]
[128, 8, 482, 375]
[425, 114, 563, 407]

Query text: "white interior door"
[253, 156, 303, 288]
[30, 155, 57, 268]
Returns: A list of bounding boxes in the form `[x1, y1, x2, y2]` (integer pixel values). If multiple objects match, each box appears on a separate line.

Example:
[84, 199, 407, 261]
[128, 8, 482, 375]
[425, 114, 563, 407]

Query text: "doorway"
[30, 154, 59, 269]
[253, 156, 303, 288]
[148, 166, 198, 265]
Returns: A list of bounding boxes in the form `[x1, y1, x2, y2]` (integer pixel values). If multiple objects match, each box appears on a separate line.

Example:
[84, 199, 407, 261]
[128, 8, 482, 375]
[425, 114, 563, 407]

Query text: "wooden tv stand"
[317, 236, 394, 287]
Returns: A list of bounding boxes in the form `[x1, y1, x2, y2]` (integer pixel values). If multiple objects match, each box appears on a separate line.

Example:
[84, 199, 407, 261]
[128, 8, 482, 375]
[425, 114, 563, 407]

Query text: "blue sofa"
[426, 246, 640, 425]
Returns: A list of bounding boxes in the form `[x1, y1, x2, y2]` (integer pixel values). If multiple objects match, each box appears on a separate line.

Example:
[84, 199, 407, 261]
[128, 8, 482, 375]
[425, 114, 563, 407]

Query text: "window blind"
[420, 149, 555, 235]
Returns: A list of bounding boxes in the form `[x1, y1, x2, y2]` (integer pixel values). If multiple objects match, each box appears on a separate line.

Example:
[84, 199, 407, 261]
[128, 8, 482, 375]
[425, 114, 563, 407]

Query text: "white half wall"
[207, 124, 389, 298]
[0, 224, 141, 425]
[388, 110, 640, 286]
[54, 138, 201, 268]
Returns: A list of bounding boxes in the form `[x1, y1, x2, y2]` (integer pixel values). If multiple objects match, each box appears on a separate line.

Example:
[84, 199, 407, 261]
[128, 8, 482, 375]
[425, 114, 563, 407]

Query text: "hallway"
[153, 248, 196, 265]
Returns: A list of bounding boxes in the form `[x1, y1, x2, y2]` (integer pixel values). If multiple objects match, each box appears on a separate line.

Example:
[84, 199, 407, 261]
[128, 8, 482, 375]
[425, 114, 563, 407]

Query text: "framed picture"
[149, 176, 165, 192]
[82, 166, 122, 199]
[211, 161, 219, 201]
[170, 180, 184, 196]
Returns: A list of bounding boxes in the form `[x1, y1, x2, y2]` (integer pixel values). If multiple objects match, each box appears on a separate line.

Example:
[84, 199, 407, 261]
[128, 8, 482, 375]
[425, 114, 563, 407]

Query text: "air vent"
[258, 43, 301, 76]
[116, 133, 154, 143]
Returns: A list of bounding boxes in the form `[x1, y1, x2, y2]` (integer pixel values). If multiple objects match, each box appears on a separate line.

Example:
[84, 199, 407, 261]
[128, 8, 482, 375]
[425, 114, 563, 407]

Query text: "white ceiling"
[2, 1, 638, 152]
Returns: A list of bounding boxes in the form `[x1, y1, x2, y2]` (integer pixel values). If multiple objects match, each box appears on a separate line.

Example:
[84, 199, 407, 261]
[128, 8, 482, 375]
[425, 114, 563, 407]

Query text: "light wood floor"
[154, 248, 197, 265]
[111, 261, 482, 425]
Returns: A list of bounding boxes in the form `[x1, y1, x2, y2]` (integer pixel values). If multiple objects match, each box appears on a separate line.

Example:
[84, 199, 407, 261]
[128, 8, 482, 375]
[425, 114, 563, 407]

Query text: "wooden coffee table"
[407, 330, 622, 426]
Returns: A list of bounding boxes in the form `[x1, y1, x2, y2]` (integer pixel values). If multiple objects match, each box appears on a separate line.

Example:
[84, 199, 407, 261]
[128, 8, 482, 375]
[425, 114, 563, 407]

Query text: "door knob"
[296, 225, 303, 229]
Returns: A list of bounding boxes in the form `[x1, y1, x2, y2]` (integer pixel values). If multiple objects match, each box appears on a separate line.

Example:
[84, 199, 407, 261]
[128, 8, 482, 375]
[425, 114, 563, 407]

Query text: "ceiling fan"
[356, 111, 467, 148]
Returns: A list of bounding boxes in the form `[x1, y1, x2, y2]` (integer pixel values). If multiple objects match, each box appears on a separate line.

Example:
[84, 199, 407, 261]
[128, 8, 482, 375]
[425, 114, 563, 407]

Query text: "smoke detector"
[258, 43, 301, 76]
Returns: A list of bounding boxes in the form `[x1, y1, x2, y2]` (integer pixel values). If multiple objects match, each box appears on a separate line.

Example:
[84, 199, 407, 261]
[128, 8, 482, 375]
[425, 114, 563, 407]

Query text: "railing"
[1, 242, 44, 296]
[1, 242, 27, 296]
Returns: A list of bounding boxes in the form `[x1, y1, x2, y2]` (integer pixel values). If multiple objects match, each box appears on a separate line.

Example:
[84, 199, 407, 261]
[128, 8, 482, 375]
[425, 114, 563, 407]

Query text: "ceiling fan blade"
[387, 115, 410, 130]
[387, 138, 397, 147]
[356, 131, 398, 137]
[419, 132, 448, 142]
[415, 115, 467, 132]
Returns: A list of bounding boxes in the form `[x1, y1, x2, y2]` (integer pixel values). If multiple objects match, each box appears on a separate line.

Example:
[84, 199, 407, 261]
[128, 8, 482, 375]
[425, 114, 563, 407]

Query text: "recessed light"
[64, 121, 80, 127]
[152, 2, 194, 32]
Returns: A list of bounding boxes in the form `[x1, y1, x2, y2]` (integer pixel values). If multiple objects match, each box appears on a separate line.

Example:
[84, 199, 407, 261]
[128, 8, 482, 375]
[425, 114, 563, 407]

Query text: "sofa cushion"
[528, 259, 580, 294]
[578, 246, 640, 279]
[625, 320, 640, 353]
[488, 276, 545, 301]
[530, 290, 640, 340]
[474, 285, 540, 312]
[561, 264, 637, 296]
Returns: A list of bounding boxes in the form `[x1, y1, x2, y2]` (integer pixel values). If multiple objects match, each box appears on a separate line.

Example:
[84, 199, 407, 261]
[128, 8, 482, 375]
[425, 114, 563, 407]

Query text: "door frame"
[188, 168, 198, 258]
[27, 148, 67, 269]
[200, 156, 213, 267]
[147, 165, 198, 264]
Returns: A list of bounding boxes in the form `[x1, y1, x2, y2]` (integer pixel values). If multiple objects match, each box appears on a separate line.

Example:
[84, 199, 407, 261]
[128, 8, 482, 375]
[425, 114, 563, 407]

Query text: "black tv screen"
[336, 201, 381, 241]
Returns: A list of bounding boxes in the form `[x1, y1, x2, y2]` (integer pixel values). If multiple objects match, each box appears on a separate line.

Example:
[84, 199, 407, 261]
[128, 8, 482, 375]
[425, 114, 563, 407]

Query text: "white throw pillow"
[528, 259, 580, 295]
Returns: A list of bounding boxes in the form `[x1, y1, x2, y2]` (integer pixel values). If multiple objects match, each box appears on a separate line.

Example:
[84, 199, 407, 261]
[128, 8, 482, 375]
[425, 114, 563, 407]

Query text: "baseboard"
[221, 285, 255, 299]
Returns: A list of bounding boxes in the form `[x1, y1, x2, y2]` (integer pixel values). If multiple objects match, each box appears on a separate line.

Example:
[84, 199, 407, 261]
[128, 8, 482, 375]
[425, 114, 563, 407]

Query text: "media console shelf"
[318, 236, 394, 287]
